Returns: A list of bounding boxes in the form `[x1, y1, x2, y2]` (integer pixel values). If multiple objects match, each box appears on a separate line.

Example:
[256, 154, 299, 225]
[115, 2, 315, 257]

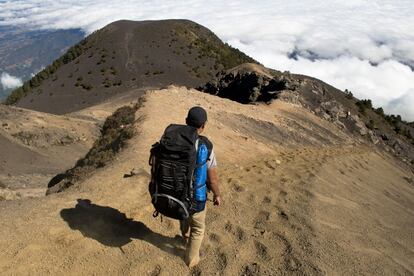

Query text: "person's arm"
[207, 167, 221, 206]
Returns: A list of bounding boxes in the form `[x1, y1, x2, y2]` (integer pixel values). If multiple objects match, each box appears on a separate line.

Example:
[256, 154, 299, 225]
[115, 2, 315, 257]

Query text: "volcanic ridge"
[0, 19, 413, 275]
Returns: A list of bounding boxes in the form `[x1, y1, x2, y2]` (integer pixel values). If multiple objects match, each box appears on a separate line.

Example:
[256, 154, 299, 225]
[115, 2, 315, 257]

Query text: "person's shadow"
[60, 199, 184, 257]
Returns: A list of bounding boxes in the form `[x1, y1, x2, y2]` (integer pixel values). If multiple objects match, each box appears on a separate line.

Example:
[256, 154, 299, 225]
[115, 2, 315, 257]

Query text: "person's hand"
[213, 195, 222, 206]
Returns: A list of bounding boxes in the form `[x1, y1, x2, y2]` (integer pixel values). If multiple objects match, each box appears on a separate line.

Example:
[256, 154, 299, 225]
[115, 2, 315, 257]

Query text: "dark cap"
[186, 106, 207, 128]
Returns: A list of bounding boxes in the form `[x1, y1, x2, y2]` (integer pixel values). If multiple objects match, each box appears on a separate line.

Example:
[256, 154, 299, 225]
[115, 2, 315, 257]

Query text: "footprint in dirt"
[150, 264, 162, 276]
[254, 210, 270, 229]
[280, 176, 291, 186]
[248, 194, 258, 203]
[279, 210, 289, 220]
[224, 221, 233, 233]
[189, 251, 228, 275]
[235, 226, 247, 241]
[277, 190, 288, 204]
[232, 182, 246, 193]
[215, 251, 228, 272]
[255, 241, 271, 260]
[263, 196, 272, 204]
[190, 266, 202, 276]
[241, 263, 261, 276]
[209, 232, 221, 244]
[225, 221, 247, 242]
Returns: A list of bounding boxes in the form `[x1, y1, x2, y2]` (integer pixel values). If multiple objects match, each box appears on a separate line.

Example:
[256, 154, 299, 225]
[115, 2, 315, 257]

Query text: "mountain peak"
[6, 19, 256, 114]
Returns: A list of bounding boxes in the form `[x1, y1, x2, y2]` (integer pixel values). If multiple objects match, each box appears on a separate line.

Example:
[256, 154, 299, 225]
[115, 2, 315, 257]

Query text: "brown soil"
[0, 104, 98, 194]
[0, 87, 412, 275]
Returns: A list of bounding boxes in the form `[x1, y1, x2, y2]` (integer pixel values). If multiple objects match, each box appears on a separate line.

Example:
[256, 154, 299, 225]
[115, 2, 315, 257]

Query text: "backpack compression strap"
[151, 193, 190, 219]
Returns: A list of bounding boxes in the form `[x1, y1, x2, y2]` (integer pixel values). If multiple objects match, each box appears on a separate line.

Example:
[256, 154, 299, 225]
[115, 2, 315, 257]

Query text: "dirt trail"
[0, 87, 412, 275]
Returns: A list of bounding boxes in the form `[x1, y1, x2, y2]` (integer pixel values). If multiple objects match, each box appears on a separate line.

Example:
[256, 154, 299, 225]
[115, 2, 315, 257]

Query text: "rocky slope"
[5, 20, 255, 114]
[0, 87, 412, 275]
[199, 63, 414, 170]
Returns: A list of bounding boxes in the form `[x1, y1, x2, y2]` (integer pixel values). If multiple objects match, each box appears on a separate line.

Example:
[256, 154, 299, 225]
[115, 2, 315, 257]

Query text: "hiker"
[149, 106, 221, 268]
[180, 106, 221, 267]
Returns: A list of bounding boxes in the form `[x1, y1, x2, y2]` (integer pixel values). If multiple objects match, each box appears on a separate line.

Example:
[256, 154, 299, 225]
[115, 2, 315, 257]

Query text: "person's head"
[186, 106, 207, 133]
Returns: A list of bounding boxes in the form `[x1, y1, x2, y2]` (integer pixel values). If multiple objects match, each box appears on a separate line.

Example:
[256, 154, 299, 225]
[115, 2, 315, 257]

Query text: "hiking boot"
[186, 249, 206, 268]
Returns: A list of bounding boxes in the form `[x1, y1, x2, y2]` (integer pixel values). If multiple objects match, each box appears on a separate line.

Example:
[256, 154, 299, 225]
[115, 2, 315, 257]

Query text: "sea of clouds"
[1, 0, 413, 120]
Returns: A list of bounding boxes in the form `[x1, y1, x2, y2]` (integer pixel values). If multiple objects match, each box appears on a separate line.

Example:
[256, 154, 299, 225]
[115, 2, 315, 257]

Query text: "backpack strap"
[198, 135, 213, 160]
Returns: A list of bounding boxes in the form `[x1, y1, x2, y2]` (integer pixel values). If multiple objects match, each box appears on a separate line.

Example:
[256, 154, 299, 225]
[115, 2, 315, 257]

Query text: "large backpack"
[149, 124, 212, 220]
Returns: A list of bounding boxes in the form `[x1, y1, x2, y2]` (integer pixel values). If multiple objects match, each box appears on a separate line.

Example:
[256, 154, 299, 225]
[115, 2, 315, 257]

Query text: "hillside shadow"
[60, 199, 184, 257]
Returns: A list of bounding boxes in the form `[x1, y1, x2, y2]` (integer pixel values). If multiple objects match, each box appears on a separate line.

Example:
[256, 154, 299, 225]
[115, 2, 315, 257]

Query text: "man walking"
[179, 106, 221, 268]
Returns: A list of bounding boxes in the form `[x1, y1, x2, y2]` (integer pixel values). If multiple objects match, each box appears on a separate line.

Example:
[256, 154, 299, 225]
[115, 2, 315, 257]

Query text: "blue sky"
[1, 0, 414, 120]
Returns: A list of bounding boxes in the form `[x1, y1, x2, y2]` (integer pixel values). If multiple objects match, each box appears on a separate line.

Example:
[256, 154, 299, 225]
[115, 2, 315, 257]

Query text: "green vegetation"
[81, 83, 93, 90]
[384, 114, 403, 134]
[75, 77, 93, 90]
[375, 107, 384, 116]
[356, 99, 372, 115]
[102, 78, 121, 87]
[344, 89, 353, 99]
[355, 98, 413, 139]
[103, 79, 111, 87]
[194, 37, 256, 69]
[171, 22, 257, 71]
[47, 103, 141, 192]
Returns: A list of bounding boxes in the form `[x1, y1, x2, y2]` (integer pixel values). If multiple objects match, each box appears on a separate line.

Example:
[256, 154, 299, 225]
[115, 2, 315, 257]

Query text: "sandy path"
[0, 87, 412, 275]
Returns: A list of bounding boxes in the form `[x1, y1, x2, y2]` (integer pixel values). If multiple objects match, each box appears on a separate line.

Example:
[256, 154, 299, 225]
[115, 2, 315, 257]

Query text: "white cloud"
[1, 0, 414, 120]
[0, 72, 23, 89]
[387, 90, 414, 122]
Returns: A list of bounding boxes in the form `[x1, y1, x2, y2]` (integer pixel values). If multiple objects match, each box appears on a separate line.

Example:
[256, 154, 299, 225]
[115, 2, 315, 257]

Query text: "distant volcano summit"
[5, 19, 255, 114]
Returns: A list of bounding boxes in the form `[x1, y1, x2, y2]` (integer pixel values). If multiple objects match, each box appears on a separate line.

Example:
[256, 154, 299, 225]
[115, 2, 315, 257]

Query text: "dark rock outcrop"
[199, 63, 295, 104]
[198, 63, 414, 170]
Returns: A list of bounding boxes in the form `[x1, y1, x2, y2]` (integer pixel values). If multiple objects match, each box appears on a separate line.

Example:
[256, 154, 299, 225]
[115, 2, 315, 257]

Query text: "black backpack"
[149, 124, 212, 220]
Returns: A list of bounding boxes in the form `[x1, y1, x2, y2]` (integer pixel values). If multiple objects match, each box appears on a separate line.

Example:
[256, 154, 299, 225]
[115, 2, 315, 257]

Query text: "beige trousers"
[179, 208, 207, 267]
